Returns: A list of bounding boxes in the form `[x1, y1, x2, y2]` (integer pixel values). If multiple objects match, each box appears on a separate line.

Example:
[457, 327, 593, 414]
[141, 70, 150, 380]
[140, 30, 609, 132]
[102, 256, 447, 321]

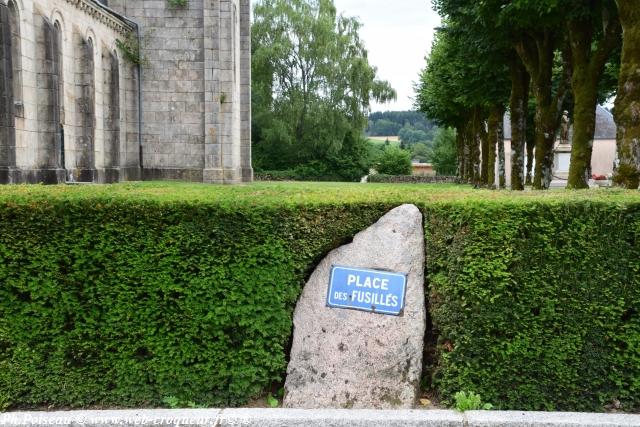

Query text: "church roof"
[503, 105, 616, 141]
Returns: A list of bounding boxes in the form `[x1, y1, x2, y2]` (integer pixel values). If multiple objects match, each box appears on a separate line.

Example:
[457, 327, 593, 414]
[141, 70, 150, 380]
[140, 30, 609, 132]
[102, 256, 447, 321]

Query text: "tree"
[509, 55, 530, 191]
[612, 0, 640, 189]
[376, 146, 412, 175]
[399, 126, 432, 145]
[367, 119, 402, 137]
[566, 0, 621, 189]
[433, 0, 624, 189]
[411, 142, 433, 163]
[431, 127, 458, 176]
[491, 0, 571, 189]
[367, 111, 435, 136]
[415, 21, 510, 186]
[251, 0, 395, 177]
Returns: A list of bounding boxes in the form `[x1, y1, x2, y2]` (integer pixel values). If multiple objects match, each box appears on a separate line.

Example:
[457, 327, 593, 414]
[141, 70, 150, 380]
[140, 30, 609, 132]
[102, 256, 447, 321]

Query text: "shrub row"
[254, 170, 346, 182]
[0, 191, 387, 410]
[426, 200, 640, 411]
[0, 184, 639, 412]
[368, 174, 459, 184]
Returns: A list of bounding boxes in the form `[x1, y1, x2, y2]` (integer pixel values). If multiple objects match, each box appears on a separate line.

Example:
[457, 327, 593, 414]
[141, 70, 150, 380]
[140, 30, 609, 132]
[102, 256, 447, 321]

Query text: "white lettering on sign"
[350, 290, 399, 308]
[328, 266, 407, 316]
[346, 274, 390, 290]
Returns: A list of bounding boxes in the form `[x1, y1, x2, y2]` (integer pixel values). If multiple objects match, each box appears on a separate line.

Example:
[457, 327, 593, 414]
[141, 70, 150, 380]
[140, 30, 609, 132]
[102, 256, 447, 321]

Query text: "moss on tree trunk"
[613, 0, 640, 189]
[567, 9, 620, 189]
[567, 84, 599, 188]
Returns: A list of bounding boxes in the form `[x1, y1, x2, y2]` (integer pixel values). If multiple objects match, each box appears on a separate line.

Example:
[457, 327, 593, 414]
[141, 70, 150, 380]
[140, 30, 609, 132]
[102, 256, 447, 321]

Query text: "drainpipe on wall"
[134, 22, 143, 177]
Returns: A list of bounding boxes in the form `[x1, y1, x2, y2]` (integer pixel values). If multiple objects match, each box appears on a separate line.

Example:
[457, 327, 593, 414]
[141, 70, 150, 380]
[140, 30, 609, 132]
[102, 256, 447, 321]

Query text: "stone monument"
[553, 110, 573, 186]
[560, 110, 570, 145]
[283, 204, 426, 409]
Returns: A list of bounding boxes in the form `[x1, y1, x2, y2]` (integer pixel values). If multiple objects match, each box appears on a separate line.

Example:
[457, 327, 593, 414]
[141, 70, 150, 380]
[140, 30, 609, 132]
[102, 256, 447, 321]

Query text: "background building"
[501, 106, 616, 186]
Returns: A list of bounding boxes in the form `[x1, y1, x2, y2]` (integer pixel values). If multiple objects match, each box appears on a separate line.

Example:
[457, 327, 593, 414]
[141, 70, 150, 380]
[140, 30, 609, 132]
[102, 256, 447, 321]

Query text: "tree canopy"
[251, 0, 396, 180]
[417, 0, 633, 189]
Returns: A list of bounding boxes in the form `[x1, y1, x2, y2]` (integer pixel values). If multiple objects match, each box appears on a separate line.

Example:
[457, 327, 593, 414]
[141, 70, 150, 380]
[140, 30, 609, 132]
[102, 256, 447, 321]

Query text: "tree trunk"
[567, 81, 599, 188]
[531, 99, 558, 190]
[487, 105, 502, 188]
[515, 32, 569, 190]
[567, 11, 621, 189]
[480, 119, 490, 186]
[471, 108, 482, 186]
[455, 124, 465, 179]
[613, 0, 640, 189]
[463, 123, 470, 182]
[464, 119, 474, 183]
[498, 112, 506, 189]
[509, 58, 529, 191]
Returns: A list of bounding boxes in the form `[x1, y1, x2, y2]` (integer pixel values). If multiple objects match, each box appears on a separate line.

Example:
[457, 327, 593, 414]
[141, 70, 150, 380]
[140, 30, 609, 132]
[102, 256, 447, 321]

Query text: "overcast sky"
[251, 0, 441, 113]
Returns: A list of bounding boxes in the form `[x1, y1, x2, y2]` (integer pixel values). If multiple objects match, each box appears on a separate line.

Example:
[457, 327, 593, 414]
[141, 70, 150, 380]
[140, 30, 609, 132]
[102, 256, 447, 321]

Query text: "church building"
[0, 0, 251, 184]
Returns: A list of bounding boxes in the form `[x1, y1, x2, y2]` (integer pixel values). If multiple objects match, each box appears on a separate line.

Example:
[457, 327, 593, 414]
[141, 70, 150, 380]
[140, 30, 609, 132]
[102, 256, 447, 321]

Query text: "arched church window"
[0, 0, 17, 172]
[7, 0, 22, 117]
[53, 21, 64, 168]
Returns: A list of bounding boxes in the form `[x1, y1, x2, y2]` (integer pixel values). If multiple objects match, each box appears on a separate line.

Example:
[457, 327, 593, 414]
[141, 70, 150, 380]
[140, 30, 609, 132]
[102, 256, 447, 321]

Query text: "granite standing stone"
[284, 204, 426, 409]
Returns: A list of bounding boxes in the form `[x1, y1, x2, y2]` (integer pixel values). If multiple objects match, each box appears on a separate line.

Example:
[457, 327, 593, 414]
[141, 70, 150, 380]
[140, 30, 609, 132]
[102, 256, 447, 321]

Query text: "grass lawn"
[0, 181, 639, 206]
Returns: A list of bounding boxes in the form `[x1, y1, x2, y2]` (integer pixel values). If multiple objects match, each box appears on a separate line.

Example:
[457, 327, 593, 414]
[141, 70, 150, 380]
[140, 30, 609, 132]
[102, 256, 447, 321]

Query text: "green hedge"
[426, 200, 640, 411]
[0, 183, 639, 412]
[368, 174, 459, 184]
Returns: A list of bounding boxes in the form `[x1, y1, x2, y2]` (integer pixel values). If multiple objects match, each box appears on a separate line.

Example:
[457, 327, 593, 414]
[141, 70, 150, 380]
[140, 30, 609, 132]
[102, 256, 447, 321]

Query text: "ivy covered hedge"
[0, 183, 639, 412]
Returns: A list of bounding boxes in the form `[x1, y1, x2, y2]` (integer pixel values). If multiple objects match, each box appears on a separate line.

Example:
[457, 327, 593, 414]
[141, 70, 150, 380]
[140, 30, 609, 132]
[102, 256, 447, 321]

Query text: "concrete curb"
[0, 409, 639, 427]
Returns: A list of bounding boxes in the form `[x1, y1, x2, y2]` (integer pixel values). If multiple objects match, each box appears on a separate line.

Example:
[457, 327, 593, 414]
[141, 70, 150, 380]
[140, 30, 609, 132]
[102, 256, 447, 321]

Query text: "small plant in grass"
[453, 391, 493, 412]
[266, 387, 284, 408]
[167, 0, 188, 8]
[266, 393, 279, 408]
[162, 396, 204, 409]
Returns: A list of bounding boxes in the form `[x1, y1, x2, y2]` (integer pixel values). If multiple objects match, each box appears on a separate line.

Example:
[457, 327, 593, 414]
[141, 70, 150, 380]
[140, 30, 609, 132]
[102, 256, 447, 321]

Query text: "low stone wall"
[368, 175, 460, 184]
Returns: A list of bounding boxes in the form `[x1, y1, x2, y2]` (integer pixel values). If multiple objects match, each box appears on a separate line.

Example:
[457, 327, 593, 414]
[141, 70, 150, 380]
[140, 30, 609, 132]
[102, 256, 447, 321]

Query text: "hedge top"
[0, 182, 639, 207]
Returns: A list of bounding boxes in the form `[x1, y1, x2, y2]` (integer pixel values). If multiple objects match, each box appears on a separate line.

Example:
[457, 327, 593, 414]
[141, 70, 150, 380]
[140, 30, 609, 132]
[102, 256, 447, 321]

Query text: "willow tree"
[613, 0, 640, 188]
[251, 0, 395, 176]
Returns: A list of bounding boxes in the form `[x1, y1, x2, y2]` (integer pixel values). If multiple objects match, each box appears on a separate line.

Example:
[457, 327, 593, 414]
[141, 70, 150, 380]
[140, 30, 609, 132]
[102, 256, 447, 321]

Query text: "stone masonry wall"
[108, 0, 252, 183]
[0, 0, 251, 184]
[0, 0, 140, 184]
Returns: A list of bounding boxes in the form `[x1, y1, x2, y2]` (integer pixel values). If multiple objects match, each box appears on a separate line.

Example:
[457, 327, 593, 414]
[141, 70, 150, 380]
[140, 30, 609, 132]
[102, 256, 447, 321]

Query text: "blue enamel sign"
[326, 266, 407, 316]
